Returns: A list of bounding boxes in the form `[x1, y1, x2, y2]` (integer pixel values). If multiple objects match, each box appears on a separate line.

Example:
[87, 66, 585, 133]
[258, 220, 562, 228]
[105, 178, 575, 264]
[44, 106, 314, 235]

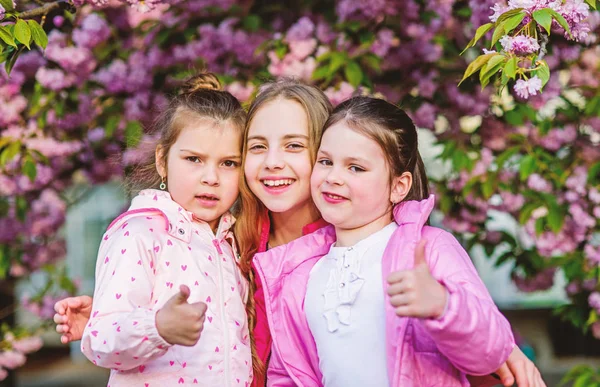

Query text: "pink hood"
[254, 195, 514, 386]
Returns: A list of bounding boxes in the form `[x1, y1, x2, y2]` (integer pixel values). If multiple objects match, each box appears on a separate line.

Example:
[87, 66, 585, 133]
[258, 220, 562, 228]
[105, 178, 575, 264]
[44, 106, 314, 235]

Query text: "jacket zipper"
[213, 238, 231, 387]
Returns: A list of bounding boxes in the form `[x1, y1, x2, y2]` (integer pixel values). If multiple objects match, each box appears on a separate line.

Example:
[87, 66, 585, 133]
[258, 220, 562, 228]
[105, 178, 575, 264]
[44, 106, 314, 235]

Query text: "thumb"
[173, 284, 191, 304]
[413, 239, 428, 269]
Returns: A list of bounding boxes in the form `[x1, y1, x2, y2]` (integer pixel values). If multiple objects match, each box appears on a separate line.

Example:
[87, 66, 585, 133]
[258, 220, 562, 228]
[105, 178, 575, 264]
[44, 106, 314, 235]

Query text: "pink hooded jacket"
[81, 189, 252, 386]
[253, 196, 515, 386]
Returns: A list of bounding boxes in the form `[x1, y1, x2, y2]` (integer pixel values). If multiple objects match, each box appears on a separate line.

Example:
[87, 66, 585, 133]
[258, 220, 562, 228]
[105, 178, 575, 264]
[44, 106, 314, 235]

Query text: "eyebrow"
[247, 134, 309, 142]
[179, 149, 241, 160]
[317, 149, 369, 164]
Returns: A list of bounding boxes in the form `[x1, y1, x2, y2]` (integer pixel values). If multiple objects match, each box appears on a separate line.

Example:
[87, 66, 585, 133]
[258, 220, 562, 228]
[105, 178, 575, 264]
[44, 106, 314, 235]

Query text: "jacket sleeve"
[419, 230, 515, 376]
[266, 345, 296, 387]
[81, 223, 171, 371]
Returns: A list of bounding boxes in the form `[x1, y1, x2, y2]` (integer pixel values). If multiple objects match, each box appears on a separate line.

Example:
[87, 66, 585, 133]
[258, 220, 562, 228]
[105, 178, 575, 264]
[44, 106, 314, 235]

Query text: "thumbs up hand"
[387, 240, 448, 319]
[156, 285, 208, 346]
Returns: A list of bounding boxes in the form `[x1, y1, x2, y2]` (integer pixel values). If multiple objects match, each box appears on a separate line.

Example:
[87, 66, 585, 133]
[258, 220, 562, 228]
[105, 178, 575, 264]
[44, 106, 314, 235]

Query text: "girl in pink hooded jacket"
[253, 96, 518, 386]
[80, 74, 253, 387]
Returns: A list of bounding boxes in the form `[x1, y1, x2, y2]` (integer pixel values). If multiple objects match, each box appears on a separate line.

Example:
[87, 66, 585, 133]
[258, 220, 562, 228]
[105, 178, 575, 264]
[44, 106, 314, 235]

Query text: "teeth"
[262, 179, 294, 187]
[326, 193, 344, 200]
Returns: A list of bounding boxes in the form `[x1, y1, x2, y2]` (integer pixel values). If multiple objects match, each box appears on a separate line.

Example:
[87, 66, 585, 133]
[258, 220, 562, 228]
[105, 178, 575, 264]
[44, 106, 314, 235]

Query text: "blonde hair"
[234, 78, 333, 378]
[126, 73, 246, 196]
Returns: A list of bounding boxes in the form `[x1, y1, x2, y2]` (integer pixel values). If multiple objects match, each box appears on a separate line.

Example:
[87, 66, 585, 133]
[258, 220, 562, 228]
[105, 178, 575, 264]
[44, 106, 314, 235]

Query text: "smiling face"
[311, 121, 396, 232]
[244, 98, 314, 215]
[157, 119, 241, 230]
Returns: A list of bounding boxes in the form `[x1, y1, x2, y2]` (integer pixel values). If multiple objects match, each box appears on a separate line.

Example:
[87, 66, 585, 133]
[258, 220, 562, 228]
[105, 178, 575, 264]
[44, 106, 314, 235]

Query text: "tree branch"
[18, 0, 70, 20]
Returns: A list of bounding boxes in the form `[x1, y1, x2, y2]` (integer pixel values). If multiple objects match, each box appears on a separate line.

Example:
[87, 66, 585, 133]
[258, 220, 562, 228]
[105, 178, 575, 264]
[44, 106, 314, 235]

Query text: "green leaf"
[479, 57, 505, 89]
[547, 204, 565, 233]
[312, 65, 330, 81]
[4, 45, 23, 75]
[0, 140, 20, 166]
[459, 53, 495, 86]
[535, 217, 545, 236]
[584, 96, 600, 117]
[0, 0, 14, 11]
[329, 52, 347, 74]
[585, 0, 597, 10]
[0, 246, 8, 280]
[588, 161, 600, 185]
[362, 54, 381, 73]
[496, 146, 520, 168]
[481, 177, 495, 199]
[27, 20, 48, 49]
[519, 202, 540, 224]
[242, 15, 261, 32]
[125, 121, 143, 148]
[0, 26, 17, 48]
[519, 154, 536, 180]
[104, 116, 120, 138]
[503, 12, 526, 34]
[532, 8, 553, 34]
[14, 19, 32, 49]
[548, 9, 572, 39]
[344, 61, 363, 87]
[504, 57, 517, 79]
[490, 22, 506, 48]
[462, 22, 493, 54]
[496, 8, 524, 24]
[22, 157, 37, 182]
[536, 59, 550, 87]
[15, 195, 27, 222]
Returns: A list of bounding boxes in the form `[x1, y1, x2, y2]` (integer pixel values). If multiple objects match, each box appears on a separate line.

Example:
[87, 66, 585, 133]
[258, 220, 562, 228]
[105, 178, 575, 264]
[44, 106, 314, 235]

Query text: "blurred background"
[0, 0, 599, 386]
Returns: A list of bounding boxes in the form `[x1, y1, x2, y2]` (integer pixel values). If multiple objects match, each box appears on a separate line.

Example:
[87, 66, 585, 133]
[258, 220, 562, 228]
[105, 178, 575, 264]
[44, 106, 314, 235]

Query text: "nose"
[264, 147, 285, 170]
[201, 164, 219, 186]
[325, 166, 344, 186]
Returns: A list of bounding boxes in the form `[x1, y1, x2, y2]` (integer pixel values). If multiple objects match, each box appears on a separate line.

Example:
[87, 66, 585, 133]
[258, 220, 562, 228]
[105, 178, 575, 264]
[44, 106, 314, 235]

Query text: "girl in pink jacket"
[253, 96, 516, 386]
[80, 74, 253, 387]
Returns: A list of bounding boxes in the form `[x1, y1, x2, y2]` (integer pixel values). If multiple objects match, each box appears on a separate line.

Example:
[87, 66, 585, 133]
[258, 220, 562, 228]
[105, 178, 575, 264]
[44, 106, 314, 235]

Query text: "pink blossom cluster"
[500, 35, 540, 55]
[0, 334, 42, 382]
[490, 0, 591, 41]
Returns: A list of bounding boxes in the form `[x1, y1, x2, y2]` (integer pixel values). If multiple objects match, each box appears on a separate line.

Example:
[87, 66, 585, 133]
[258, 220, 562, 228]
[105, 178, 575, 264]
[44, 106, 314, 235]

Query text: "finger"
[390, 294, 412, 308]
[60, 333, 72, 344]
[387, 270, 409, 285]
[387, 278, 414, 296]
[511, 359, 528, 387]
[527, 363, 537, 387]
[494, 363, 515, 387]
[394, 305, 415, 317]
[175, 285, 191, 304]
[413, 239, 428, 269]
[53, 313, 67, 324]
[535, 368, 546, 387]
[54, 300, 67, 314]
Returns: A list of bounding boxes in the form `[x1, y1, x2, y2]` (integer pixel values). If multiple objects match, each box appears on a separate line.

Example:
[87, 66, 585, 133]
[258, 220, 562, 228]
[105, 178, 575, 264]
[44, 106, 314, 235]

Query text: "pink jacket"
[252, 214, 329, 387]
[81, 189, 252, 387]
[253, 196, 515, 386]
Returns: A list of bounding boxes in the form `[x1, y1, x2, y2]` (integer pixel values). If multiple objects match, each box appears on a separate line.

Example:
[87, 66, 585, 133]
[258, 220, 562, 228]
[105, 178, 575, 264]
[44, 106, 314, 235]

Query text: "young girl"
[55, 80, 543, 386]
[80, 74, 253, 386]
[253, 96, 516, 386]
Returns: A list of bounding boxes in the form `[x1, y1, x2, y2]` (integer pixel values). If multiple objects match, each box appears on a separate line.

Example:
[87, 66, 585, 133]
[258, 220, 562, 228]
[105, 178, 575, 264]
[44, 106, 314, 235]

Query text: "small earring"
[159, 176, 166, 190]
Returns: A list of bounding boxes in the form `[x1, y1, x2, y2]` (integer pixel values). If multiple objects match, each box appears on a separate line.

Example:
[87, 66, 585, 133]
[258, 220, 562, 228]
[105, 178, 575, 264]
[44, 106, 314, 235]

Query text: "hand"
[156, 285, 207, 346]
[494, 346, 545, 387]
[387, 239, 448, 319]
[54, 296, 93, 344]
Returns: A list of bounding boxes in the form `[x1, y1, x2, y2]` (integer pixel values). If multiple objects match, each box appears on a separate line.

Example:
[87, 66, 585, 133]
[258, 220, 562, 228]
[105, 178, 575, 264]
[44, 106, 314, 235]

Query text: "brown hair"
[126, 73, 246, 195]
[234, 78, 333, 378]
[322, 96, 429, 202]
